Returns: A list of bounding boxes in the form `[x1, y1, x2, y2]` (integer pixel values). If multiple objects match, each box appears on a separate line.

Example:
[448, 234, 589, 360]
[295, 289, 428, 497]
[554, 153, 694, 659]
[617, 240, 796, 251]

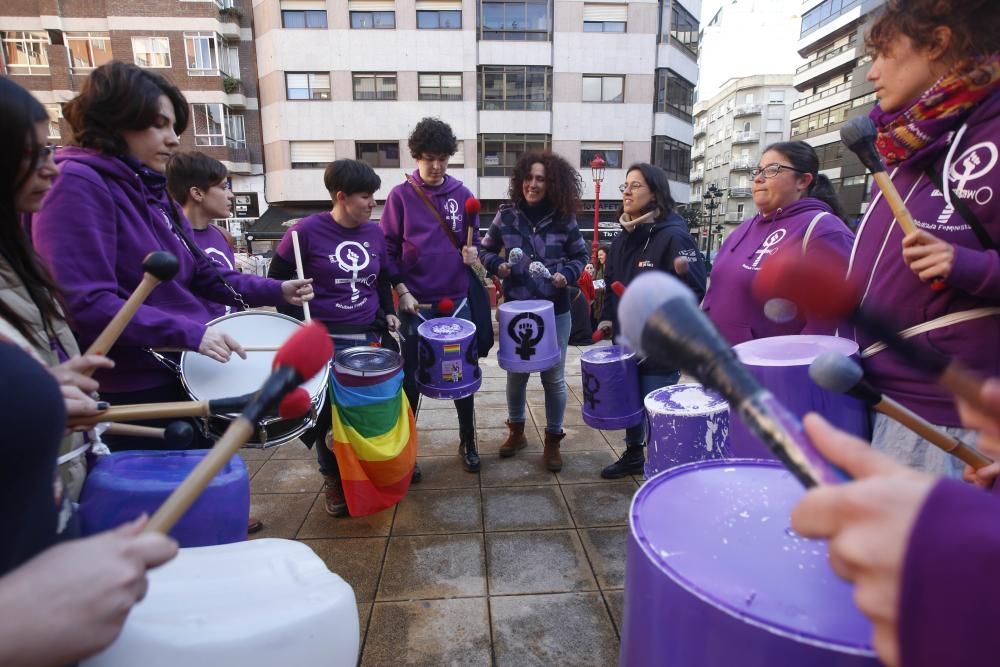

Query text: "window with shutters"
[356, 142, 400, 168]
[281, 10, 328, 27]
[353, 73, 398, 100]
[582, 75, 624, 103]
[580, 143, 623, 169]
[290, 141, 335, 169]
[582, 4, 626, 32]
[418, 72, 463, 100]
[286, 72, 331, 100]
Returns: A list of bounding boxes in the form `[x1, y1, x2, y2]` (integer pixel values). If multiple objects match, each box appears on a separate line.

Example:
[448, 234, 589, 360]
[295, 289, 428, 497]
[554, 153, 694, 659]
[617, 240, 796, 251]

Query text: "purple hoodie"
[191, 224, 237, 319]
[701, 197, 854, 345]
[379, 172, 479, 303]
[898, 479, 1000, 667]
[31, 148, 284, 392]
[848, 89, 1000, 426]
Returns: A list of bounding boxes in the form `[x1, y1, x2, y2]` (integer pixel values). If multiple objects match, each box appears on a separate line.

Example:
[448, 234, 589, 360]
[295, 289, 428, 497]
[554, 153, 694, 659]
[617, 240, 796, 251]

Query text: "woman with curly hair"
[380, 117, 482, 474]
[480, 151, 589, 471]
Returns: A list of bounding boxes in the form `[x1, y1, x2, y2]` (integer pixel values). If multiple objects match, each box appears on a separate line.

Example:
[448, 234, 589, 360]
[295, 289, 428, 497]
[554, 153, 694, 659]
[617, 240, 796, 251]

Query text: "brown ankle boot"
[322, 474, 348, 517]
[499, 420, 527, 457]
[543, 431, 565, 472]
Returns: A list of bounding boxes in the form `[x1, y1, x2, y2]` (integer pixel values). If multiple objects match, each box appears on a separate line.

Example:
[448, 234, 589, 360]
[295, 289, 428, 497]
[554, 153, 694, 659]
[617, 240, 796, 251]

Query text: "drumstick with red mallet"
[593, 281, 626, 342]
[840, 117, 946, 291]
[83, 251, 179, 374]
[144, 322, 331, 534]
[752, 248, 989, 414]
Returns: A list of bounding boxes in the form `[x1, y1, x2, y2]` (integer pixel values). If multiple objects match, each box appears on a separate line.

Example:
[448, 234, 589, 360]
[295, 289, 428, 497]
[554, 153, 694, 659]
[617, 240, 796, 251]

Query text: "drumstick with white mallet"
[809, 352, 992, 470]
[840, 116, 946, 291]
[290, 230, 311, 323]
[82, 251, 179, 375]
[144, 322, 331, 534]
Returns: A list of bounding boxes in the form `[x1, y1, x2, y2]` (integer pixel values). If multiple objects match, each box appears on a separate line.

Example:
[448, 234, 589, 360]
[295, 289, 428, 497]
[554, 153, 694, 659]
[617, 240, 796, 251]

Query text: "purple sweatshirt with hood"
[701, 197, 854, 345]
[31, 148, 284, 392]
[848, 89, 1000, 426]
[379, 172, 480, 303]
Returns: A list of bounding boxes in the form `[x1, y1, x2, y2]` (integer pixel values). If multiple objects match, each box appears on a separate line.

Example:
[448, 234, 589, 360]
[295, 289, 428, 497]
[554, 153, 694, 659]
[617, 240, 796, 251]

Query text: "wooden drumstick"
[153, 345, 280, 353]
[84, 251, 179, 374]
[103, 421, 195, 447]
[291, 230, 311, 323]
[69, 393, 257, 427]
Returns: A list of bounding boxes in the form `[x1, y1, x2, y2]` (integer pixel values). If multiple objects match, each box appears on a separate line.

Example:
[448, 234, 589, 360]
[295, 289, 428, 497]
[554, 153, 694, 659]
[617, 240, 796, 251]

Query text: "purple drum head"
[416, 317, 482, 400]
[729, 336, 871, 460]
[644, 384, 730, 476]
[497, 300, 561, 373]
[580, 345, 643, 430]
[334, 347, 402, 387]
[622, 460, 876, 666]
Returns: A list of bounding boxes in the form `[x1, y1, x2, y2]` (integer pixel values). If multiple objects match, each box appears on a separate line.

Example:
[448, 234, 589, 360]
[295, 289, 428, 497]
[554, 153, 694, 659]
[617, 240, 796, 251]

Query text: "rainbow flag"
[329, 369, 416, 516]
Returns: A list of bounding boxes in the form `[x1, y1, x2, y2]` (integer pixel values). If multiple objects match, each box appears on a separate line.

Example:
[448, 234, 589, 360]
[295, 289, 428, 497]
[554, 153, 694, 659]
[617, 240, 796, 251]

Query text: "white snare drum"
[180, 311, 329, 448]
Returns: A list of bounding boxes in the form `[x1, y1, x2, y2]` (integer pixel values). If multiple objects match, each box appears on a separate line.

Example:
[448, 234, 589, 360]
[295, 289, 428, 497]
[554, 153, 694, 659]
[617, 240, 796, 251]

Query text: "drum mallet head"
[278, 387, 312, 419]
[611, 281, 625, 297]
[142, 251, 180, 282]
[164, 420, 195, 447]
[465, 197, 481, 215]
[438, 298, 455, 315]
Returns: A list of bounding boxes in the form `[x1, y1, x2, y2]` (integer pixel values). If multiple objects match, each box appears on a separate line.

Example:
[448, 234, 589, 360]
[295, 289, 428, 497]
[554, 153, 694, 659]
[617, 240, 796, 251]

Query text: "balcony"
[730, 157, 754, 170]
[729, 187, 752, 198]
[693, 122, 707, 137]
[690, 170, 704, 182]
[733, 104, 761, 117]
[725, 211, 745, 223]
[692, 146, 705, 160]
[732, 131, 760, 144]
[792, 81, 852, 110]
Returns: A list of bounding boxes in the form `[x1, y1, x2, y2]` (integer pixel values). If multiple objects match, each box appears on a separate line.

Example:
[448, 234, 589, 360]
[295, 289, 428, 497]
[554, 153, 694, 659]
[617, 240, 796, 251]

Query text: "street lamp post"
[702, 184, 723, 261]
[590, 154, 606, 265]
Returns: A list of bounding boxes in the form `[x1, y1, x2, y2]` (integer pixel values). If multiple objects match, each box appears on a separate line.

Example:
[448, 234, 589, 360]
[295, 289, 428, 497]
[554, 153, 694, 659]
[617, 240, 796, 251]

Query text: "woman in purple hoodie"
[701, 141, 853, 346]
[31, 62, 313, 450]
[846, 0, 1000, 478]
[380, 117, 481, 474]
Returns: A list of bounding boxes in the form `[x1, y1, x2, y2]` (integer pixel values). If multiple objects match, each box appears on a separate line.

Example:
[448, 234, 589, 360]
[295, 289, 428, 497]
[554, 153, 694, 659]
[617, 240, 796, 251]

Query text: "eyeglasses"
[619, 182, 646, 194]
[28, 143, 55, 170]
[750, 164, 806, 179]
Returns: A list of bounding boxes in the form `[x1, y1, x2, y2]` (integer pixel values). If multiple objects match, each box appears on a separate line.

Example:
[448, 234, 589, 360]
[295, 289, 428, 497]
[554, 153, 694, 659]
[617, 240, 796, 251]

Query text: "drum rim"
[733, 334, 860, 367]
[628, 459, 877, 656]
[416, 316, 477, 337]
[580, 344, 636, 363]
[333, 346, 403, 377]
[643, 383, 728, 416]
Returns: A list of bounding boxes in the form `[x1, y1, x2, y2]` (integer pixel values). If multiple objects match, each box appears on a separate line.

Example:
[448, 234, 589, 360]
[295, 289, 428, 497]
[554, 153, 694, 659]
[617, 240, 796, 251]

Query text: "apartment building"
[250, 0, 701, 245]
[791, 0, 884, 222]
[689, 74, 798, 250]
[1, 0, 264, 237]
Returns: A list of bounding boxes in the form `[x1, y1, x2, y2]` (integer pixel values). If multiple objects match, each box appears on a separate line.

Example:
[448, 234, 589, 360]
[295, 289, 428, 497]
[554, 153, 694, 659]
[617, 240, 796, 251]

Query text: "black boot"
[411, 461, 423, 484]
[459, 432, 481, 473]
[601, 446, 645, 479]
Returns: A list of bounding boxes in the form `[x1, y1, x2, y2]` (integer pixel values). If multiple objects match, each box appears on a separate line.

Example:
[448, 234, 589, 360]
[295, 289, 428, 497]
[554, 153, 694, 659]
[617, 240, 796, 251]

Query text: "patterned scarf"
[872, 54, 1000, 164]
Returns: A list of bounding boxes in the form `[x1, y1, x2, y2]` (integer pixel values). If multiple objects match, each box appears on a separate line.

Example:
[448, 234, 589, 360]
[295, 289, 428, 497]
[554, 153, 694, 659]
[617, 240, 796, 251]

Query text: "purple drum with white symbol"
[497, 300, 560, 373]
[579, 345, 643, 430]
[729, 335, 871, 460]
[621, 459, 878, 667]
[644, 384, 730, 477]
[416, 317, 482, 400]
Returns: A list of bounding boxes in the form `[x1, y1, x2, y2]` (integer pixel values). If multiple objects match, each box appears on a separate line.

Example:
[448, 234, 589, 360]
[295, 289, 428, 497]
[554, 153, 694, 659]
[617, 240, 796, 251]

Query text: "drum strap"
[405, 176, 463, 253]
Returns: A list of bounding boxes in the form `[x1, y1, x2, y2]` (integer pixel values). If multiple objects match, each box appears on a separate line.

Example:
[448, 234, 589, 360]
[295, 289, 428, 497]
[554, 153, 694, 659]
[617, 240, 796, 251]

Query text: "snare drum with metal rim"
[180, 311, 330, 448]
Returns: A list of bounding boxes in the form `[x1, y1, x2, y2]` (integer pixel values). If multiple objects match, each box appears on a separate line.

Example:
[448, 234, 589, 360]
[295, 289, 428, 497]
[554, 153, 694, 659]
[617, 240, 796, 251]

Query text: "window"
[46, 104, 61, 140]
[801, 0, 859, 38]
[765, 118, 783, 132]
[132, 36, 171, 68]
[655, 69, 693, 120]
[583, 3, 626, 32]
[417, 10, 462, 28]
[580, 143, 623, 169]
[663, 1, 698, 56]
[353, 73, 398, 100]
[582, 75, 624, 103]
[184, 33, 220, 75]
[584, 20, 625, 32]
[190, 103, 244, 147]
[221, 44, 239, 77]
[356, 142, 400, 168]
[450, 141, 465, 166]
[480, 0, 551, 41]
[291, 141, 335, 169]
[419, 72, 463, 100]
[281, 10, 328, 28]
[651, 135, 691, 182]
[286, 72, 331, 100]
[768, 89, 785, 104]
[479, 65, 552, 110]
[66, 32, 112, 72]
[479, 133, 550, 176]
[1, 31, 50, 75]
[351, 11, 396, 28]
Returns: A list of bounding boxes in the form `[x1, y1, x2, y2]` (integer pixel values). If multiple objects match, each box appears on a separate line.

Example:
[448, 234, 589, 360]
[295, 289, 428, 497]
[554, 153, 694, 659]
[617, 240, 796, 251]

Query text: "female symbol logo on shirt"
[334, 241, 371, 302]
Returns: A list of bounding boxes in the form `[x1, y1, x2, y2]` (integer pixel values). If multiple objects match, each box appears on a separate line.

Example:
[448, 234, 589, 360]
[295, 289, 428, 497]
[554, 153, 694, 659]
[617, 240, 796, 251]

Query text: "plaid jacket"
[480, 203, 589, 312]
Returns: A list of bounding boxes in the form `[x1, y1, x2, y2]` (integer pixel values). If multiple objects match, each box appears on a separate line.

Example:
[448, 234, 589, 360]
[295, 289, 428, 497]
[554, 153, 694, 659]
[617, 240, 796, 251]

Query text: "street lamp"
[702, 184, 724, 260]
[590, 153, 606, 265]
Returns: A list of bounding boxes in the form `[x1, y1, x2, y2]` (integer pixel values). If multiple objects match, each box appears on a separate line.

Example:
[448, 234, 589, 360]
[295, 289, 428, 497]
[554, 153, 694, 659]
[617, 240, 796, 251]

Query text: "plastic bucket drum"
[729, 335, 871, 460]
[644, 384, 730, 477]
[416, 317, 482, 400]
[334, 346, 402, 388]
[621, 459, 878, 667]
[579, 345, 643, 430]
[497, 299, 560, 373]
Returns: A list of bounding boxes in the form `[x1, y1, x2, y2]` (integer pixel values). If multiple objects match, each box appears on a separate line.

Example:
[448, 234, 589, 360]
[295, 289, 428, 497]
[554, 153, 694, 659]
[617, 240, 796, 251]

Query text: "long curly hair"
[507, 150, 582, 220]
[865, 0, 999, 62]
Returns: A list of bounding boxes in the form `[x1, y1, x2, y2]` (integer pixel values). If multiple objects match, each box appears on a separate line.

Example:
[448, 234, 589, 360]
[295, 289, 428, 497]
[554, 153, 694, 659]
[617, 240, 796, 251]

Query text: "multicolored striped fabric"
[329, 369, 416, 516]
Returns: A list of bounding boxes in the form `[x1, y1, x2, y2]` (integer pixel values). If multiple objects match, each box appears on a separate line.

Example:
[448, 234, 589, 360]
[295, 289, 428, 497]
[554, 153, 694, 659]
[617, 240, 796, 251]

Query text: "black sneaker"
[601, 446, 645, 479]
[459, 434, 481, 473]
[411, 461, 423, 484]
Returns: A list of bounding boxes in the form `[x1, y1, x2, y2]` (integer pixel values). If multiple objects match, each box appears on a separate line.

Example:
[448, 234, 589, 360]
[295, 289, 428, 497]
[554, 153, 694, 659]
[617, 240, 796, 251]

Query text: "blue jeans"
[506, 311, 572, 434]
[624, 371, 680, 448]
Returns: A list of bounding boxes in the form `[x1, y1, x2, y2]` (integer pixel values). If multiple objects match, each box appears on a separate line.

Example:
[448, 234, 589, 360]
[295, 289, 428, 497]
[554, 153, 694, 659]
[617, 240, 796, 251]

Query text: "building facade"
[689, 74, 798, 252]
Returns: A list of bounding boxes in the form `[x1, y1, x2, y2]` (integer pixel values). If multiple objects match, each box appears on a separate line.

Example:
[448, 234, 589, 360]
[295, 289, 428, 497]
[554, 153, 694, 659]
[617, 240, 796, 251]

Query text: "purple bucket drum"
[579, 345, 643, 430]
[622, 459, 878, 667]
[729, 335, 871, 460]
[416, 317, 482, 400]
[497, 299, 560, 373]
[644, 384, 731, 477]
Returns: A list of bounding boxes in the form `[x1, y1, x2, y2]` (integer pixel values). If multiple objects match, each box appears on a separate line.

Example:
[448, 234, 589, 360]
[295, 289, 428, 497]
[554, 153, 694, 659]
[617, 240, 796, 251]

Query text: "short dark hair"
[63, 61, 189, 155]
[324, 159, 381, 197]
[407, 117, 458, 159]
[508, 151, 583, 220]
[620, 163, 676, 218]
[762, 141, 846, 222]
[166, 151, 228, 205]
